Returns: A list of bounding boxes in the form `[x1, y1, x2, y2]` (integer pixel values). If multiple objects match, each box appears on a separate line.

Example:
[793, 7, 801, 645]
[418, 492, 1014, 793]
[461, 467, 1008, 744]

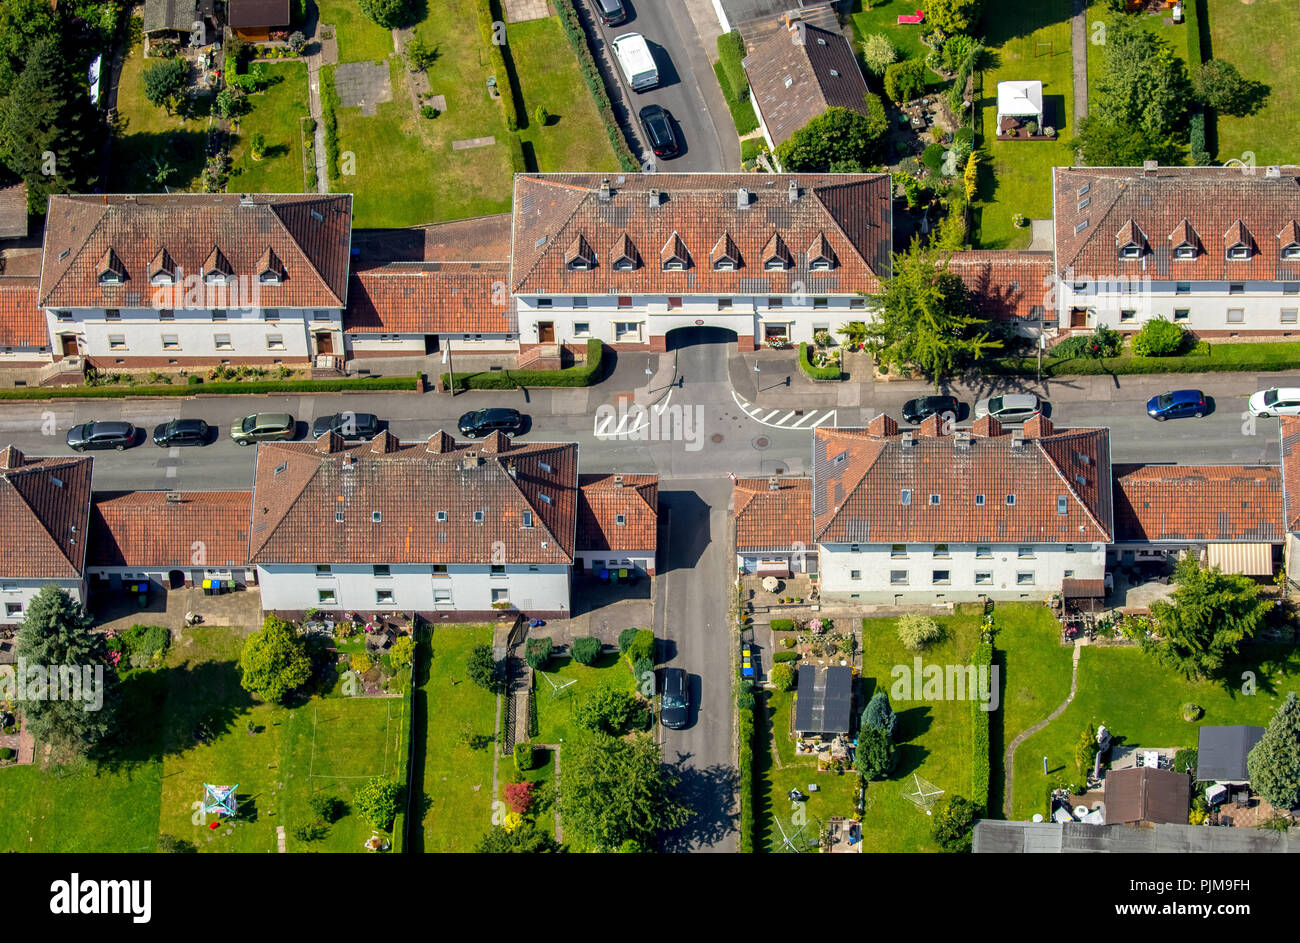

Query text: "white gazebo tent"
[996, 80, 1043, 133]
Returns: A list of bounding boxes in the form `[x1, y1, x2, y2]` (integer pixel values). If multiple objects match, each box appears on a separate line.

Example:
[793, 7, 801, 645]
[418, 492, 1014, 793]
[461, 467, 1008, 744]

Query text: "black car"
[152, 418, 212, 447]
[901, 395, 961, 426]
[593, 0, 628, 25]
[312, 412, 382, 441]
[458, 408, 526, 439]
[660, 667, 689, 730]
[66, 421, 136, 452]
[638, 104, 679, 159]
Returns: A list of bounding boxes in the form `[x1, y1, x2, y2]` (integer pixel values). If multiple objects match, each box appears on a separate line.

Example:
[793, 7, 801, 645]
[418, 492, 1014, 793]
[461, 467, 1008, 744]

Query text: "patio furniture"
[761, 576, 779, 593]
[897, 9, 924, 23]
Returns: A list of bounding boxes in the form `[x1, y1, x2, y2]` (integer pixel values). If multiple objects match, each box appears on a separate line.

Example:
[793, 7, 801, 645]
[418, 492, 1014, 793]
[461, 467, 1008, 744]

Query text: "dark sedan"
[152, 418, 212, 447]
[592, 0, 628, 25]
[312, 412, 382, 441]
[67, 421, 136, 452]
[1146, 389, 1206, 421]
[660, 667, 689, 730]
[638, 104, 679, 159]
[458, 408, 526, 439]
[902, 395, 961, 426]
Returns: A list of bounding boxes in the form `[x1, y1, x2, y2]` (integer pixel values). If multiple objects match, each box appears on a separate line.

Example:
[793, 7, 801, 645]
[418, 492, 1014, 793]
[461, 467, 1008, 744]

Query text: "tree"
[466, 644, 497, 690]
[1074, 723, 1099, 774]
[883, 59, 925, 104]
[1071, 116, 1183, 169]
[573, 682, 639, 735]
[239, 615, 312, 704]
[358, 0, 415, 28]
[932, 794, 977, 852]
[923, 0, 982, 33]
[1246, 692, 1300, 810]
[770, 662, 794, 692]
[1094, 17, 1190, 137]
[1194, 59, 1267, 117]
[143, 58, 187, 113]
[214, 86, 250, 120]
[962, 150, 978, 200]
[861, 33, 898, 75]
[559, 731, 691, 851]
[476, 822, 563, 852]
[405, 34, 437, 71]
[775, 103, 888, 172]
[389, 636, 414, 670]
[355, 777, 402, 829]
[0, 0, 58, 100]
[12, 586, 118, 757]
[571, 636, 602, 666]
[0, 37, 100, 214]
[856, 726, 896, 780]
[1144, 555, 1270, 681]
[862, 690, 897, 738]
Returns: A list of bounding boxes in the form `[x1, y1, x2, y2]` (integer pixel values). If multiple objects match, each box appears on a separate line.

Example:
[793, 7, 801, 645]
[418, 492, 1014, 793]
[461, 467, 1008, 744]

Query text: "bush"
[354, 777, 402, 830]
[466, 644, 498, 689]
[574, 683, 639, 734]
[525, 637, 553, 671]
[954, 126, 974, 148]
[351, 651, 373, 675]
[359, 0, 415, 28]
[1189, 109, 1210, 164]
[307, 792, 342, 823]
[1132, 317, 1187, 357]
[884, 59, 926, 103]
[717, 30, 749, 101]
[622, 629, 655, 666]
[922, 142, 946, 174]
[861, 33, 898, 75]
[442, 339, 604, 390]
[514, 741, 536, 771]
[898, 613, 943, 652]
[617, 628, 641, 654]
[862, 690, 897, 738]
[1181, 702, 1204, 722]
[738, 701, 756, 852]
[0, 748, 13, 761]
[856, 726, 895, 779]
[321, 69, 340, 180]
[772, 651, 800, 664]
[770, 619, 796, 632]
[798, 342, 842, 381]
[420, 104, 440, 119]
[476, 0, 520, 131]
[770, 662, 794, 691]
[389, 636, 414, 670]
[405, 34, 436, 71]
[571, 636, 602, 665]
[293, 822, 329, 843]
[123, 623, 170, 659]
[970, 641, 993, 813]
[932, 795, 976, 852]
[503, 780, 535, 814]
[1174, 748, 1198, 775]
[632, 656, 654, 683]
[1052, 325, 1122, 360]
[534, 105, 549, 126]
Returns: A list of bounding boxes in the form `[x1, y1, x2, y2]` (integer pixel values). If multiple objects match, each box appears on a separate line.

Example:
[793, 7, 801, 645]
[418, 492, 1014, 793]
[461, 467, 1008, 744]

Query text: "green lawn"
[230, 61, 312, 193]
[314, 0, 395, 64]
[533, 651, 639, 746]
[412, 624, 499, 852]
[973, 0, 1077, 249]
[1206, 0, 1300, 165]
[1011, 644, 1300, 820]
[1085, 2, 1198, 111]
[109, 37, 212, 192]
[849, 0, 947, 87]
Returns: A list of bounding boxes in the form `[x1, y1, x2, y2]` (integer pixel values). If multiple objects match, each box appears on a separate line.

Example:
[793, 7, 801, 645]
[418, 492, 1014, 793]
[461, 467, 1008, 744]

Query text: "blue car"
[1146, 389, 1206, 421]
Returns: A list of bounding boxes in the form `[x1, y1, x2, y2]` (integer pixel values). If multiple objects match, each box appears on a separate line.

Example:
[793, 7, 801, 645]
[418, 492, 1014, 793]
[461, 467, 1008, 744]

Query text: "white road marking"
[730, 390, 837, 430]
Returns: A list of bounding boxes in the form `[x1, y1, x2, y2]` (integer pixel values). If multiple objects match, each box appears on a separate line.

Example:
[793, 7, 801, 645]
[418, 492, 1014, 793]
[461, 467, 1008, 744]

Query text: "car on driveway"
[973, 393, 1041, 424]
[592, 0, 628, 25]
[1248, 387, 1300, 418]
[230, 413, 295, 446]
[312, 412, 382, 441]
[1146, 389, 1206, 421]
[458, 408, 526, 439]
[152, 418, 212, 447]
[638, 104, 679, 159]
[67, 421, 136, 452]
[660, 667, 689, 730]
[902, 395, 961, 426]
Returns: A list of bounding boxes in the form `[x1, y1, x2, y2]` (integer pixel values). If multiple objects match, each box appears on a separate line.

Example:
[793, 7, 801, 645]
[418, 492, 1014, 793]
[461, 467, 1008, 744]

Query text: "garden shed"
[793, 664, 852, 738]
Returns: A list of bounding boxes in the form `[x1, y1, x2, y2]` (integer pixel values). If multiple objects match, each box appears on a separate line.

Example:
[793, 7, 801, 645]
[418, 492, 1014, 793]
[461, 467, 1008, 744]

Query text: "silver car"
[974, 393, 1041, 424]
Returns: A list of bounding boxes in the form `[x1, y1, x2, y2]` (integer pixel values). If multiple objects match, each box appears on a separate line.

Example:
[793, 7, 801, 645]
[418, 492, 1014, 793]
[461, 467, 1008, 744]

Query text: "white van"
[612, 33, 658, 91]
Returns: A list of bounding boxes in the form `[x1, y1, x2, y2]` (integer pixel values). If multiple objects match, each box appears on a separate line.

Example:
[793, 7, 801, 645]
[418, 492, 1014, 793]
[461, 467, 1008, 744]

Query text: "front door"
[60, 334, 78, 357]
[538, 322, 555, 344]
[315, 331, 333, 355]
[1070, 308, 1088, 328]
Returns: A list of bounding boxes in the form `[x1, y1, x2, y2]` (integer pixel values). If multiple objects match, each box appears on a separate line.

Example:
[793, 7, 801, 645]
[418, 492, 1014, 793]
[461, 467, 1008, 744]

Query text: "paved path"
[303, 12, 338, 193]
[1071, 0, 1088, 130]
[1002, 641, 1083, 818]
[276, 825, 286, 852]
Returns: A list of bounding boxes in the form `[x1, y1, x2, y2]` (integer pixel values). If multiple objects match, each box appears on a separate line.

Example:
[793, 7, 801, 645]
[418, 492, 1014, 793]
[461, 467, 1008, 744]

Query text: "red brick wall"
[737, 334, 756, 351]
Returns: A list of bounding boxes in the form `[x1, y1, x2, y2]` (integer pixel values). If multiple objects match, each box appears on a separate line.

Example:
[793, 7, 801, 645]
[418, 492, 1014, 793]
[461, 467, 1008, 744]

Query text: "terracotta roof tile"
[343, 261, 514, 334]
[734, 477, 813, 552]
[1112, 464, 1282, 543]
[0, 447, 92, 579]
[947, 251, 1052, 321]
[89, 490, 252, 568]
[1279, 417, 1300, 532]
[576, 474, 658, 552]
[0, 277, 48, 347]
[350, 214, 512, 267]
[0, 183, 27, 240]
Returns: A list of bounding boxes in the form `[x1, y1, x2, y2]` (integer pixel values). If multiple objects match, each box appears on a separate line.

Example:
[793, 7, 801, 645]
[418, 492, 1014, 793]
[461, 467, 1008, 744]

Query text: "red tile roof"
[249, 433, 578, 565]
[343, 262, 514, 334]
[811, 420, 1113, 544]
[89, 491, 252, 568]
[39, 194, 353, 309]
[0, 183, 27, 240]
[1280, 417, 1300, 532]
[510, 173, 892, 295]
[1053, 166, 1300, 280]
[0, 446, 92, 579]
[1112, 464, 1283, 543]
[350, 214, 513, 267]
[734, 477, 813, 552]
[0, 277, 48, 347]
[576, 474, 658, 552]
[947, 251, 1053, 321]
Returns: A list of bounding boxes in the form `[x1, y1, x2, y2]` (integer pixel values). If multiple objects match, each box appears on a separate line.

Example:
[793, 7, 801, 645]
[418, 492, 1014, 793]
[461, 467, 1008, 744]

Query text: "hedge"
[553, 0, 639, 171]
[476, 0, 520, 131]
[441, 339, 603, 390]
[770, 618, 796, 632]
[712, 61, 759, 136]
[971, 640, 993, 815]
[798, 342, 842, 381]
[738, 701, 755, 852]
[987, 341, 1300, 377]
[321, 68, 341, 181]
[507, 132, 527, 174]
[0, 375, 420, 400]
[771, 650, 799, 664]
[717, 31, 749, 103]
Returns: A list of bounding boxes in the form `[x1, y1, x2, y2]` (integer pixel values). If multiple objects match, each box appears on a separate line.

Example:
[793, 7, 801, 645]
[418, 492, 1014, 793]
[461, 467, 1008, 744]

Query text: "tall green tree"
[238, 614, 312, 704]
[1194, 60, 1268, 118]
[12, 585, 118, 757]
[1144, 555, 1270, 681]
[1072, 116, 1183, 168]
[775, 103, 888, 172]
[0, 0, 59, 100]
[559, 730, 691, 852]
[923, 0, 982, 33]
[865, 239, 1000, 386]
[855, 726, 896, 780]
[1246, 692, 1300, 810]
[142, 58, 188, 114]
[1094, 17, 1191, 137]
[861, 690, 897, 738]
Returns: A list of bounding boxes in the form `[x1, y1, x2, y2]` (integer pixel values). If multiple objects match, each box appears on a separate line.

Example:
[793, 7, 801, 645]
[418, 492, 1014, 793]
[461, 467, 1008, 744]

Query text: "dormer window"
[1116, 220, 1145, 260]
[660, 231, 690, 272]
[149, 246, 176, 284]
[1173, 244, 1197, 260]
[565, 234, 596, 271]
[1225, 220, 1254, 260]
[257, 247, 286, 284]
[1228, 244, 1251, 260]
[807, 232, 836, 271]
[761, 232, 793, 272]
[1170, 219, 1199, 260]
[204, 246, 234, 284]
[1279, 221, 1300, 260]
[1119, 244, 1142, 259]
[610, 232, 640, 271]
[1284, 244, 1300, 261]
[96, 248, 126, 285]
[710, 231, 741, 272]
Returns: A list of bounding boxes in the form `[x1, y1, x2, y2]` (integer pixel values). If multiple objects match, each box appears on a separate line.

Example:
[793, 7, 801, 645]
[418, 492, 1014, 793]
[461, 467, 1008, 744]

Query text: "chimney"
[1011, 430, 1026, 450]
[736, 188, 751, 209]
[165, 492, 183, 503]
[787, 179, 799, 203]
[1142, 160, 1158, 176]
[648, 188, 661, 208]
[463, 452, 482, 470]
[954, 431, 972, 450]
[900, 431, 914, 450]
[507, 461, 518, 479]
[240, 193, 255, 206]
[613, 474, 624, 487]
[598, 178, 612, 202]
[0, 445, 23, 469]
[768, 476, 779, 491]
[1266, 165, 1282, 178]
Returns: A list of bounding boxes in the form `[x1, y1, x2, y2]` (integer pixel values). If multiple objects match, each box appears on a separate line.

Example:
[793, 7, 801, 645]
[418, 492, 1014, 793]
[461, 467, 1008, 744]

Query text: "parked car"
[638, 104, 679, 159]
[458, 408, 526, 439]
[230, 413, 296, 446]
[1146, 389, 1206, 421]
[902, 395, 961, 426]
[152, 418, 213, 447]
[312, 412, 382, 441]
[1248, 387, 1300, 418]
[66, 421, 136, 452]
[592, 0, 628, 25]
[660, 667, 689, 730]
[973, 393, 1041, 424]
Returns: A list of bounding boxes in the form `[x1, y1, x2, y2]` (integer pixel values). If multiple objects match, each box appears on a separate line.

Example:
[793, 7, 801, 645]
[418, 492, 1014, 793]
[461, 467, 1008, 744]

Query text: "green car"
[230, 412, 296, 446]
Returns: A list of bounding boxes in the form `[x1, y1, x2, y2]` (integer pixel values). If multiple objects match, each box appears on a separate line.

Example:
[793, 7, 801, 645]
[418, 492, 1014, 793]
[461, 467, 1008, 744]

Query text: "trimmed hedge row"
[441, 339, 604, 390]
[321, 67, 341, 181]
[712, 60, 759, 136]
[987, 347, 1300, 377]
[717, 30, 749, 103]
[798, 342, 842, 381]
[770, 618, 795, 632]
[554, 0, 640, 171]
[477, 0, 520, 131]
[971, 640, 993, 815]
[507, 132, 527, 174]
[0, 375, 420, 400]
[738, 698, 755, 852]
[772, 650, 800, 664]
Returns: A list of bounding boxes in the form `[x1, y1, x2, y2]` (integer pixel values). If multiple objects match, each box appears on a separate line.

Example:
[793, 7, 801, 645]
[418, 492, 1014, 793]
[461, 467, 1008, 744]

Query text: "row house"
[1052, 164, 1300, 338]
[37, 193, 353, 369]
[733, 476, 815, 577]
[508, 172, 893, 352]
[0, 277, 54, 367]
[575, 473, 659, 577]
